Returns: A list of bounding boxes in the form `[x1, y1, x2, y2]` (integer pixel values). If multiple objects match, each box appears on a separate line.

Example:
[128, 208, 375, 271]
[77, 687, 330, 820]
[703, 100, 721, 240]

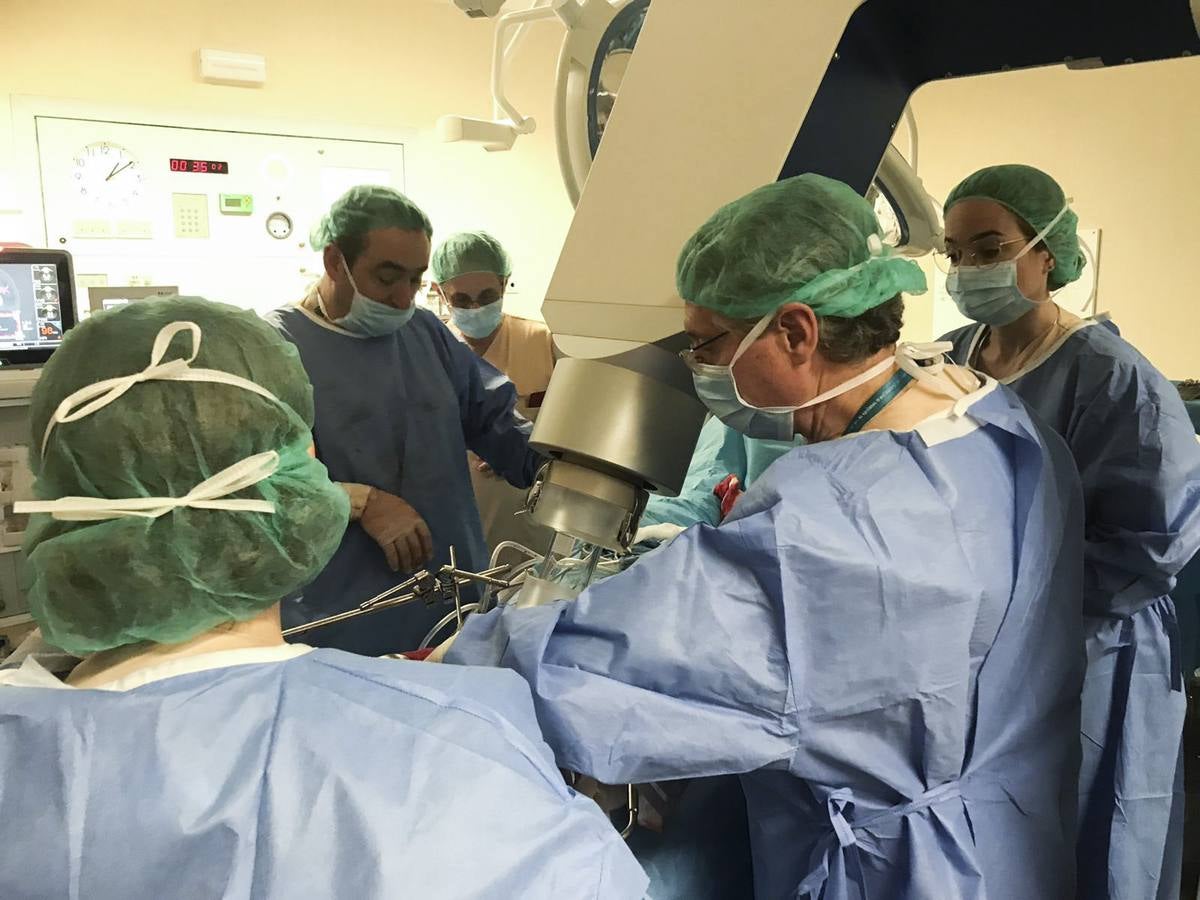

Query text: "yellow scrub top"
[454, 314, 556, 554]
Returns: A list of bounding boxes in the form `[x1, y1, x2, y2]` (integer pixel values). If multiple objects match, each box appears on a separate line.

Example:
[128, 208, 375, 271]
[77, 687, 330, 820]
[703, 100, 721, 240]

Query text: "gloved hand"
[470, 453, 500, 479]
[426, 632, 458, 664]
[360, 488, 434, 573]
[713, 474, 743, 521]
[633, 522, 686, 546]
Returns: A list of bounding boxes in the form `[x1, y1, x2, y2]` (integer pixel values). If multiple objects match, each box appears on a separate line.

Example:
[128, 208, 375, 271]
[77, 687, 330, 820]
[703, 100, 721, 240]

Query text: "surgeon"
[268, 187, 543, 655]
[639, 417, 803, 529]
[431, 230, 556, 553]
[620, 417, 802, 900]
[440, 173, 1088, 899]
[0, 298, 646, 900]
[938, 164, 1200, 900]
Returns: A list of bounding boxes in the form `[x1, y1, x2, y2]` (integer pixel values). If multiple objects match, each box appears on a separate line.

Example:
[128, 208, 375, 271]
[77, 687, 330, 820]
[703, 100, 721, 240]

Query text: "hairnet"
[310, 184, 433, 250]
[944, 164, 1085, 290]
[430, 231, 512, 283]
[24, 297, 350, 655]
[676, 174, 927, 321]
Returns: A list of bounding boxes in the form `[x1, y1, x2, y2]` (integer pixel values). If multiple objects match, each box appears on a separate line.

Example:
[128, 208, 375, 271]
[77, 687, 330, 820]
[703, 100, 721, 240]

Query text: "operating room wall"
[0, 0, 573, 320]
[903, 56, 1199, 379]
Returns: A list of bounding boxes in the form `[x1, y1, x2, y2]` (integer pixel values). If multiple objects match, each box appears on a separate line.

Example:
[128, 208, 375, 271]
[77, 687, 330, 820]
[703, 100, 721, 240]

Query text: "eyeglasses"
[678, 331, 729, 371]
[934, 236, 1027, 274]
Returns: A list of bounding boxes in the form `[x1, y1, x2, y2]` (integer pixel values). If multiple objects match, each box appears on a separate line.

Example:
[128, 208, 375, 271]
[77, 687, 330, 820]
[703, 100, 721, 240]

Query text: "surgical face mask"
[688, 312, 898, 441]
[320, 260, 415, 337]
[451, 301, 503, 339]
[945, 200, 1071, 328]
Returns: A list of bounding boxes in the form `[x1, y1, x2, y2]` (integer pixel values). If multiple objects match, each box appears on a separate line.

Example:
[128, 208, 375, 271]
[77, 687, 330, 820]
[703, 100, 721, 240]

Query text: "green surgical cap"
[310, 184, 433, 250]
[676, 174, 927, 320]
[945, 164, 1084, 290]
[24, 297, 350, 655]
[430, 231, 512, 283]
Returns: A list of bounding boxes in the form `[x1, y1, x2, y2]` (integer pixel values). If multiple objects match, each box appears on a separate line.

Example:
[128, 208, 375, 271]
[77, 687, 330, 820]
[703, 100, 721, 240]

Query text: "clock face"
[72, 141, 144, 212]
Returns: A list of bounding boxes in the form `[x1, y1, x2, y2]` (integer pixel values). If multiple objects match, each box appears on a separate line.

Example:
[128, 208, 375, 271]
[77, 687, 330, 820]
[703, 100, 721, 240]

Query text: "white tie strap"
[40, 321, 280, 456]
[895, 341, 979, 417]
[25, 320, 290, 523]
[16, 452, 280, 522]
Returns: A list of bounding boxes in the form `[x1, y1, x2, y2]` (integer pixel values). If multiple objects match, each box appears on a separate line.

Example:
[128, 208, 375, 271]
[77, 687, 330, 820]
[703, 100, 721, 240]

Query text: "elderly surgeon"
[268, 188, 543, 655]
[439, 174, 1089, 900]
[431, 230, 556, 553]
[0, 298, 646, 900]
[938, 165, 1200, 900]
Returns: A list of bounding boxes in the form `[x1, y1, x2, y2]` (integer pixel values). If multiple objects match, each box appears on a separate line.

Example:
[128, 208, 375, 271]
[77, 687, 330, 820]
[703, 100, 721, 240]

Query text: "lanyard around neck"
[842, 369, 913, 436]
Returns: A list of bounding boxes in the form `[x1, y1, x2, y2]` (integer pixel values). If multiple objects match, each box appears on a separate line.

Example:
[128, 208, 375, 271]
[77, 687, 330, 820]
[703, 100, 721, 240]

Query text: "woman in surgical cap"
[431, 230, 558, 553]
[444, 173, 1089, 900]
[0, 297, 646, 900]
[939, 164, 1200, 900]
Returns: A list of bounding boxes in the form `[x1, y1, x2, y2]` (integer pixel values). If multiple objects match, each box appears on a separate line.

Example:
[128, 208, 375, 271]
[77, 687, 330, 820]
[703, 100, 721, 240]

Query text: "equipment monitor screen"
[0, 249, 77, 365]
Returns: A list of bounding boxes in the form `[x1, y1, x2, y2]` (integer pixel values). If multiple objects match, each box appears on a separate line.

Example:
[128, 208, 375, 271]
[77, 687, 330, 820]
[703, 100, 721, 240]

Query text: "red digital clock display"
[169, 158, 229, 174]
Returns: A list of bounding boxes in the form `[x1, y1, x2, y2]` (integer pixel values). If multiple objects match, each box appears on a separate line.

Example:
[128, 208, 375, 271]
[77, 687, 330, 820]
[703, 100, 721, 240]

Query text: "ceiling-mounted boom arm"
[439, 0, 581, 152]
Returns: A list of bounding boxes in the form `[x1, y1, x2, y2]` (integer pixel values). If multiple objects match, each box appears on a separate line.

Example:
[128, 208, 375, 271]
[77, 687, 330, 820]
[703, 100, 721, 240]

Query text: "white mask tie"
[16, 452, 280, 521]
[20, 321, 287, 522]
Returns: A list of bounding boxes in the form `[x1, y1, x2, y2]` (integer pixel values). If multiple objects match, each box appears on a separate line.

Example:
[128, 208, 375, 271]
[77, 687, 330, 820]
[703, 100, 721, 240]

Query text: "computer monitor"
[0, 249, 77, 365]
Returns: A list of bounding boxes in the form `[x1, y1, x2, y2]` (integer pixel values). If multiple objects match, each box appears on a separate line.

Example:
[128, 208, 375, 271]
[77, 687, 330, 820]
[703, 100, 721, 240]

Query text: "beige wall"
[906, 56, 1200, 379]
[2, 3, 1198, 370]
[0, 0, 573, 320]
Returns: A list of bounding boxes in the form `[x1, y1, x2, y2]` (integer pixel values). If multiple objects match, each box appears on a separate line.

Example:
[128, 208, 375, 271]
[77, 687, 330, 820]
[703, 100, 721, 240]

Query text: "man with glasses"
[440, 174, 1089, 900]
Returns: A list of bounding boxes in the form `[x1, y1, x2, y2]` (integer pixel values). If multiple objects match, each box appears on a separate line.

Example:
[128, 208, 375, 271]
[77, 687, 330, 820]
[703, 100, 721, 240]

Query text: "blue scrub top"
[1173, 395, 1200, 678]
[267, 304, 542, 655]
[945, 319, 1200, 900]
[642, 417, 802, 528]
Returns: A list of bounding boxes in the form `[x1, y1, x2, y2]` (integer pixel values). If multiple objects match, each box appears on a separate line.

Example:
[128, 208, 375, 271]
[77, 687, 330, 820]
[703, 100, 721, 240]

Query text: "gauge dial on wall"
[72, 142, 144, 212]
[266, 211, 293, 240]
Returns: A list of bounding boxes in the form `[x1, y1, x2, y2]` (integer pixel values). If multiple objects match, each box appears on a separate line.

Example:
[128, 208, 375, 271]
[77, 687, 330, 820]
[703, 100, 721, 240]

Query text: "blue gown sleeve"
[1184, 398, 1200, 434]
[444, 330, 543, 490]
[1069, 360, 1200, 613]
[446, 508, 798, 784]
[641, 418, 746, 528]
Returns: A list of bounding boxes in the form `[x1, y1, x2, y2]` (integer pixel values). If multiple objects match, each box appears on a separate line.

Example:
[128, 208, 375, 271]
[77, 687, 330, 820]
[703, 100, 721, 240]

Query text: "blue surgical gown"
[1176, 553, 1200, 679]
[448, 383, 1087, 900]
[945, 321, 1200, 900]
[0, 648, 647, 899]
[268, 305, 542, 655]
[641, 416, 802, 528]
[1185, 398, 1200, 433]
[1175, 398, 1200, 680]
[638, 422, 798, 900]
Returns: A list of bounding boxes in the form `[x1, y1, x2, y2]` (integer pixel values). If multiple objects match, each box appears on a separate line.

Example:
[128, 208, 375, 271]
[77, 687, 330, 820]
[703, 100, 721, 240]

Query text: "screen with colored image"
[0, 263, 65, 351]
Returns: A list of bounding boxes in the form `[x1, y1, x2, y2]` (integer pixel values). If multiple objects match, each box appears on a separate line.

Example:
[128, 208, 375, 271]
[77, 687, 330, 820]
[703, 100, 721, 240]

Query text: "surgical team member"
[939, 164, 1200, 900]
[1176, 382, 1200, 680]
[0, 298, 646, 900]
[442, 174, 1088, 900]
[640, 416, 803, 529]
[625, 417, 803, 900]
[268, 188, 543, 655]
[431, 231, 556, 553]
